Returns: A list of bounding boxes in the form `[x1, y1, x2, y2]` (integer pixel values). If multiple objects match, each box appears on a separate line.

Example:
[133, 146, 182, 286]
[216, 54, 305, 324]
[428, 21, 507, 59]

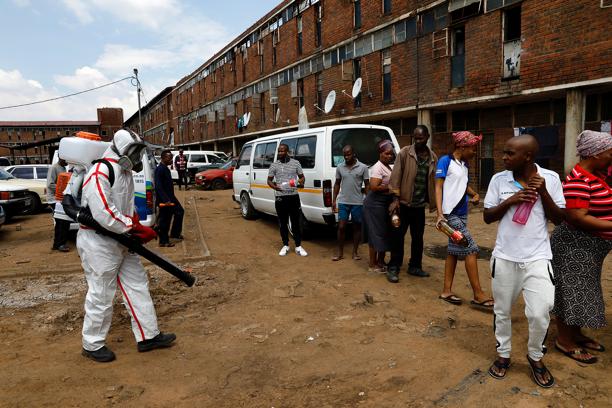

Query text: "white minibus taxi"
[232, 124, 400, 229]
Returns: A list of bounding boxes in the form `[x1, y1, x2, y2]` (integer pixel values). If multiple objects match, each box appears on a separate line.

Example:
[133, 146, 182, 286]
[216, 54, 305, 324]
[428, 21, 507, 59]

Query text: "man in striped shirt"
[268, 144, 308, 256]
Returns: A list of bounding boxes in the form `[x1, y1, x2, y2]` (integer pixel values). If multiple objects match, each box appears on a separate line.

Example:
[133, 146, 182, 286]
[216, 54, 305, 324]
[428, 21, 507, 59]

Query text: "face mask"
[115, 142, 145, 172]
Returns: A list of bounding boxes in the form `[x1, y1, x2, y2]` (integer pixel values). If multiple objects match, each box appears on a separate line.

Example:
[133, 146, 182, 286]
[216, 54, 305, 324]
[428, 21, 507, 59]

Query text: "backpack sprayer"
[59, 132, 196, 287]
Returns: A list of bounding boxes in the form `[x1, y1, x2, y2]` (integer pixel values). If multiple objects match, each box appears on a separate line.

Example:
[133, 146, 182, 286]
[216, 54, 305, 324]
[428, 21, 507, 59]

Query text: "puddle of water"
[424, 244, 492, 261]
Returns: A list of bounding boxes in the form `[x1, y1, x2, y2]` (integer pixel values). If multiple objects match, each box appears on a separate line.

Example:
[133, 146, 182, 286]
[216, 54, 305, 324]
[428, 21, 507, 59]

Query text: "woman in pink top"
[362, 140, 395, 273]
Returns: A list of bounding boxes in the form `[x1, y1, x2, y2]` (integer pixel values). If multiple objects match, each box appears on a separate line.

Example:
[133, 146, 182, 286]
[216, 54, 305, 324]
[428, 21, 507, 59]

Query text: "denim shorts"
[338, 203, 363, 223]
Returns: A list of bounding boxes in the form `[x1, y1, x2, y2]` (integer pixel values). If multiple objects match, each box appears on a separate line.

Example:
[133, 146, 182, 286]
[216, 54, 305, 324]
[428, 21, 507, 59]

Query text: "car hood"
[0, 181, 30, 192]
[196, 169, 227, 178]
[1, 179, 46, 198]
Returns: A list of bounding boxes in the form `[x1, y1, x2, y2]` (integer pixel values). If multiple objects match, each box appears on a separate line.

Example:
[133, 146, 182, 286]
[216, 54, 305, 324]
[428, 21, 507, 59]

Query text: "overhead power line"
[0, 76, 134, 110]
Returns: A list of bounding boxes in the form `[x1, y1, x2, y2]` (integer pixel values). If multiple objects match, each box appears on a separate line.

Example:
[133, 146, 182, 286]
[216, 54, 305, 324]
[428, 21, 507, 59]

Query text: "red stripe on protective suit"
[94, 162, 129, 227]
[117, 276, 146, 341]
[83, 171, 109, 188]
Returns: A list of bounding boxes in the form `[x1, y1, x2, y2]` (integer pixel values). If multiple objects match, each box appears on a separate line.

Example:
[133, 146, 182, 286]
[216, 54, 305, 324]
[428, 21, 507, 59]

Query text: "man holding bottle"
[268, 143, 308, 257]
[483, 134, 565, 388]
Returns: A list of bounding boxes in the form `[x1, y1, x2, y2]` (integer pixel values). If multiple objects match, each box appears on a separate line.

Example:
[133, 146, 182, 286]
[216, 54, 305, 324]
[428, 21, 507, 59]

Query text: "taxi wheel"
[240, 192, 257, 220]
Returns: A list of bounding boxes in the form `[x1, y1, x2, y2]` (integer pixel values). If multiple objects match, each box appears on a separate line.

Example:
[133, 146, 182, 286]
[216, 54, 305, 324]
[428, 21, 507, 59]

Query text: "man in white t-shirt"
[483, 134, 565, 388]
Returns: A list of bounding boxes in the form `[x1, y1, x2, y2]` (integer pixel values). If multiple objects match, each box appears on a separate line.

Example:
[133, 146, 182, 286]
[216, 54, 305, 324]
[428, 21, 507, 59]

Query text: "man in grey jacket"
[386, 125, 438, 283]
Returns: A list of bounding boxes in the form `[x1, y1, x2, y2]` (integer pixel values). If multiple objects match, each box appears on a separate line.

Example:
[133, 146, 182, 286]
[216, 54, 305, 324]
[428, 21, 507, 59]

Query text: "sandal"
[439, 294, 462, 305]
[577, 339, 605, 352]
[352, 254, 362, 260]
[526, 355, 555, 388]
[470, 299, 494, 310]
[332, 255, 344, 261]
[555, 341, 598, 364]
[488, 357, 511, 380]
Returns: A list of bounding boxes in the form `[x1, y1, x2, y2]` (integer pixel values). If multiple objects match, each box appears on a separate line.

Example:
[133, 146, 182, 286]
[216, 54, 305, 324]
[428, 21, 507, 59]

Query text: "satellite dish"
[352, 77, 362, 98]
[324, 90, 336, 114]
[244, 112, 251, 126]
[275, 108, 280, 123]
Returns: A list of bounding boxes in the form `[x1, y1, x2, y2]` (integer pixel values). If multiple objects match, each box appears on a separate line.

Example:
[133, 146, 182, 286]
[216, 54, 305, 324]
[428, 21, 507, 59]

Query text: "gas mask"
[111, 129, 146, 173]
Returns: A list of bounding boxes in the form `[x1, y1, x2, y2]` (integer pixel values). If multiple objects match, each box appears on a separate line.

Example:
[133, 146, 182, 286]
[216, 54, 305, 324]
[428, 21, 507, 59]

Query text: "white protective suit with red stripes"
[77, 130, 160, 352]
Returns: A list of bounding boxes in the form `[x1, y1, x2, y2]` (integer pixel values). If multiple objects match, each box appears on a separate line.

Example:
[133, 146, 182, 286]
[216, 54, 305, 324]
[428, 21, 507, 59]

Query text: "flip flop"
[488, 358, 511, 380]
[526, 355, 555, 388]
[554, 341, 598, 364]
[470, 299, 494, 310]
[577, 339, 605, 352]
[332, 255, 343, 261]
[439, 294, 462, 305]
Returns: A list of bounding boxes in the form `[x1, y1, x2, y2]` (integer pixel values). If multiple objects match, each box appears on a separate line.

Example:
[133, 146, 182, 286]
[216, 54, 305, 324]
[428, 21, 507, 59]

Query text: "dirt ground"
[1, 188, 611, 407]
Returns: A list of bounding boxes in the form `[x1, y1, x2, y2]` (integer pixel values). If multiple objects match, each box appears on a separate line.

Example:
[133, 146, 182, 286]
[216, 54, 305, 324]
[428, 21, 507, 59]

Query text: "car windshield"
[220, 160, 235, 170]
[0, 168, 16, 180]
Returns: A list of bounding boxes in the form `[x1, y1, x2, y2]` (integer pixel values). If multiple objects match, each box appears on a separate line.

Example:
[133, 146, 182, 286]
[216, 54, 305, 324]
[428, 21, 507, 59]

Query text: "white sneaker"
[295, 246, 308, 256]
[278, 245, 290, 256]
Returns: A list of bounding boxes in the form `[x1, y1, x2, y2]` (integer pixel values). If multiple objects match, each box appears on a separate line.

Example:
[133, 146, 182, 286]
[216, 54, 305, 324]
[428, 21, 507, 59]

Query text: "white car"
[5, 164, 50, 182]
[0, 168, 48, 212]
[0, 184, 32, 218]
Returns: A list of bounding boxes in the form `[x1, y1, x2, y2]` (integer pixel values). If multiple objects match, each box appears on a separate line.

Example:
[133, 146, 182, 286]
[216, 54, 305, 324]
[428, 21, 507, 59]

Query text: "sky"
[0, 0, 281, 121]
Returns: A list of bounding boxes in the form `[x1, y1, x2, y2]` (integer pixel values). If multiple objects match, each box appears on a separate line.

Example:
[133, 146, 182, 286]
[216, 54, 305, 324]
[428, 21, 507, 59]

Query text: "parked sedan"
[0, 184, 32, 219]
[195, 158, 237, 190]
[0, 168, 47, 212]
[5, 164, 50, 182]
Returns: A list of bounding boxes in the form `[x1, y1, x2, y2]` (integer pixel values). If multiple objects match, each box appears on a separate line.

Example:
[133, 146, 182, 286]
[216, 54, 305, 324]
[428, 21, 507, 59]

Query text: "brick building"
[0, 107, 124, 164]
[126, 0, 612, 189]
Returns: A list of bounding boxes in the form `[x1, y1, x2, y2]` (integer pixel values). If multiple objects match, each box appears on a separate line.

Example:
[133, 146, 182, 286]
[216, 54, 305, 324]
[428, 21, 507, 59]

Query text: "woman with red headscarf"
[362, 139, 395, 273]
[435, 131, 493, 308]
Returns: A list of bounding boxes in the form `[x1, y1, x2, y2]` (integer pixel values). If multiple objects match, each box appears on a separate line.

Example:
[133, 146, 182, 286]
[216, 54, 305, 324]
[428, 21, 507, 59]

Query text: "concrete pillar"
[232, 139, 237, 156]
[417, 109, 433, 148]
[564, 88, 585, 175]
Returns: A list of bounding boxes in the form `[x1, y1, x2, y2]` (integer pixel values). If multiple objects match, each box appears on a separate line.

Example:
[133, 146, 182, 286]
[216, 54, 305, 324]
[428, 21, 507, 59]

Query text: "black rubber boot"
[82, 346, 116, 363]
[137, 332, 177, 352]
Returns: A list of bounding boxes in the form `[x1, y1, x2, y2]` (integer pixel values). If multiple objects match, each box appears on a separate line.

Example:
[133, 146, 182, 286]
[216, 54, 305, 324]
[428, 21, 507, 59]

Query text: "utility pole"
[133, 68, 143, 136]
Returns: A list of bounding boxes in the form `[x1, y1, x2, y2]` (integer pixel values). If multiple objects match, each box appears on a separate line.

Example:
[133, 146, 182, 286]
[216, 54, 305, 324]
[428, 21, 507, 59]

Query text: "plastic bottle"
[391, 213, 401, 228]
[512, 198, 537, 225]
[437, 220, 469, 247]
[280, 178, 298, 190]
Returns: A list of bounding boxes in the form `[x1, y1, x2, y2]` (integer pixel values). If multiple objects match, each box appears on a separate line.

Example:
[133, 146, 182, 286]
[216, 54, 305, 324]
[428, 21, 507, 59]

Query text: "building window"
[485, 0, 521, 13]
[382, 50, 391, 103]
[353, 59, 362, 108]
[503, 6, 521, 78]
[297, 79, 305, 108]
[354, 0, 362, 29]
[260, 92, 266, 124]
[421, 4, 448, 35]
[258, 40, 264, 74]
[451, 27, 465, 87]
[297, 16, 303, 55]
[314, 3, 323, 47]
[316, 74, 324, 115]
[383, 0, 391, 14]
[433, 112, 448, 133]
[272, 44, 277, 66]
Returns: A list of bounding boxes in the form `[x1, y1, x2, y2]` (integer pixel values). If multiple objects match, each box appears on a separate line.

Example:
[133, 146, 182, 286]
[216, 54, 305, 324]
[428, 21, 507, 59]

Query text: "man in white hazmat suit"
[78, 129, 176, 363]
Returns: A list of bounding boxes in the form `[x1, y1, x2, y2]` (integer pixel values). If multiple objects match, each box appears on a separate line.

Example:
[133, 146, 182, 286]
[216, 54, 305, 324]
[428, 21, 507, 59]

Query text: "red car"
[195, 158, 237, 190]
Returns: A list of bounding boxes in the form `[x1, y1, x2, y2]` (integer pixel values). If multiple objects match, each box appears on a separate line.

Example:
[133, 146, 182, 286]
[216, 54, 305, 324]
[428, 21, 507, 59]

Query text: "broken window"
[502, 6, 521, 78]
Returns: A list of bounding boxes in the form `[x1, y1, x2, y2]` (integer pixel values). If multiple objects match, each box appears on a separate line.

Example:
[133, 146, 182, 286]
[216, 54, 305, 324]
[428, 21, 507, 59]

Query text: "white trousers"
[491, 256, 555, 361]
[77, 229, 160, 351]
